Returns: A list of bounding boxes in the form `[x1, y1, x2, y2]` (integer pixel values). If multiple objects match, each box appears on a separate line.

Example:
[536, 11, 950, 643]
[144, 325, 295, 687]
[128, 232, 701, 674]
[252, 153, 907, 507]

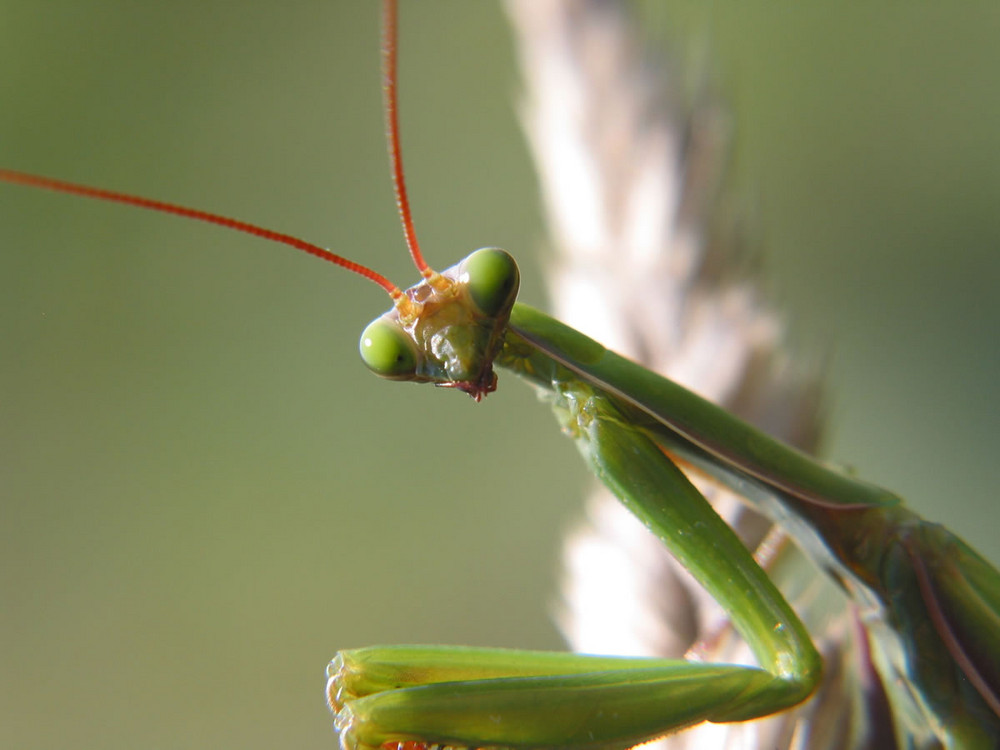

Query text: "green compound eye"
[463, 248, 520, 317]
[359, 319, 418, 379]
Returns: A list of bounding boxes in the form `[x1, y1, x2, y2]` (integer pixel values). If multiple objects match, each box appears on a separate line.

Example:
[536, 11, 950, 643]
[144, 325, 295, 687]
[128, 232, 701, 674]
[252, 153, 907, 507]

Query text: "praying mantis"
[1, 1, 1000, 750]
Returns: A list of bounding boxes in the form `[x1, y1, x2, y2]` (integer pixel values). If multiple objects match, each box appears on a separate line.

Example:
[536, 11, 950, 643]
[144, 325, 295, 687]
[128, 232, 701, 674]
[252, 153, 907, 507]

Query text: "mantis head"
[359, 248, 519, 401]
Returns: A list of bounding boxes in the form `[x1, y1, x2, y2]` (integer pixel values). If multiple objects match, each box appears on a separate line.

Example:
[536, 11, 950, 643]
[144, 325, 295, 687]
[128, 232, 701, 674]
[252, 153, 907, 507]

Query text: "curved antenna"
[0, 168, 404, 301]
[381, 0, 442, 286]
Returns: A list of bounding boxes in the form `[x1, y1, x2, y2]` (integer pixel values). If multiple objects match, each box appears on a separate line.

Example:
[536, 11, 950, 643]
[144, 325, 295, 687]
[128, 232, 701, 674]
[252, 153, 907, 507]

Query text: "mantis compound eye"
[359, 318, 418, 379]
[462, 247, 519, 318]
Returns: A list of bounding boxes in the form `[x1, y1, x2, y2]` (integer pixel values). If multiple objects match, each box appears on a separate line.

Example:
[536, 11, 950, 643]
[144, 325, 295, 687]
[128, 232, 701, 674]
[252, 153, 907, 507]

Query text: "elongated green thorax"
[359, 248, 520, 401]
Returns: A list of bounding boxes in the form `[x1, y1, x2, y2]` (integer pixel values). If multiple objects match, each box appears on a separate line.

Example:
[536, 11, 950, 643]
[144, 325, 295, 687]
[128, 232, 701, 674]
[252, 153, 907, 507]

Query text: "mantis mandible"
[1, 1, 1000, 750]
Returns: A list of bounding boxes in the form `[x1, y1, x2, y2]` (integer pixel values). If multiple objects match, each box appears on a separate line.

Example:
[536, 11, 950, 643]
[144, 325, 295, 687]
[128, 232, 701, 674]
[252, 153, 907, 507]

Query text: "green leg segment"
[328, 384, 821, 750]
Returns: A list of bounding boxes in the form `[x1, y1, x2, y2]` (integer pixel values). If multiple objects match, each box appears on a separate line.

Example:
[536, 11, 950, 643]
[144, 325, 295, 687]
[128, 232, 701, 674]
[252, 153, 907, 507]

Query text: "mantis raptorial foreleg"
[328, 375, 821, 750]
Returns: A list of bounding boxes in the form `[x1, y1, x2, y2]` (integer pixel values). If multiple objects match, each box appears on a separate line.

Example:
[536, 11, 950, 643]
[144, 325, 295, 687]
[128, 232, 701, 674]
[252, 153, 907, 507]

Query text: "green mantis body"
[338, 5, 1000, 746]
[330, 243, 1000, 747]
[2, 2, 1000, 749]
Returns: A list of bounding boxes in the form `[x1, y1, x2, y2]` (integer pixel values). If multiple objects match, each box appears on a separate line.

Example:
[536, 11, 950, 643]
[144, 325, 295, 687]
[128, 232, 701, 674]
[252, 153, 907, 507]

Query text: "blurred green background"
[1, 2, 997, 748]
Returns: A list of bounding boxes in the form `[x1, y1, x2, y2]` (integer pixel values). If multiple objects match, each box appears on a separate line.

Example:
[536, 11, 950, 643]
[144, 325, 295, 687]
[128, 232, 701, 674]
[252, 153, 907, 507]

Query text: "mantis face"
[358, 248, 520, 401]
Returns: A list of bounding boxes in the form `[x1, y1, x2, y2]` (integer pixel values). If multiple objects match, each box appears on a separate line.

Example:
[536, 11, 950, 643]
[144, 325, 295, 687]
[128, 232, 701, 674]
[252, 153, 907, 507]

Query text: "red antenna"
[381, 0, 444, 288]
[0, 168, 404, 301]
[0, 0, 446, 313]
